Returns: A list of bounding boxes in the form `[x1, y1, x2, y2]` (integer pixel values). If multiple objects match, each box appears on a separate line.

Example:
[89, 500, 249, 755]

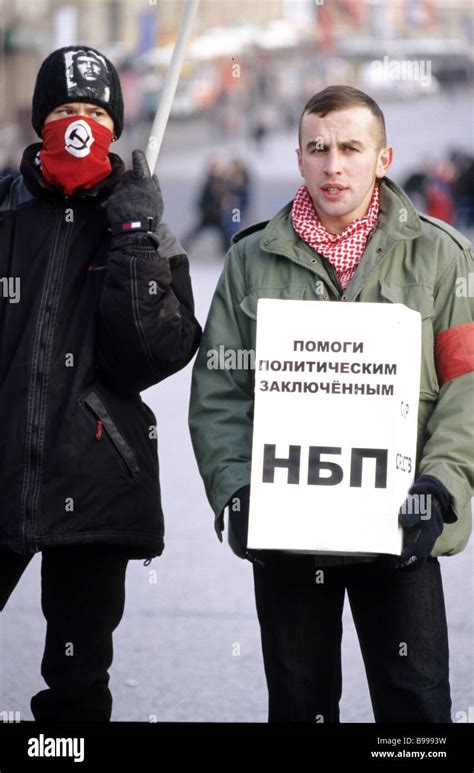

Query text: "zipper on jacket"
[19, 201, 73, 552]
[82, 391, 140, 478]
[322, 257, 343, 298]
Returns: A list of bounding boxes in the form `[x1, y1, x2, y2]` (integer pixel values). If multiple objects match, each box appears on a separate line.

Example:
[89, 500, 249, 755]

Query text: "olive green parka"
[189, 177, 473, 563]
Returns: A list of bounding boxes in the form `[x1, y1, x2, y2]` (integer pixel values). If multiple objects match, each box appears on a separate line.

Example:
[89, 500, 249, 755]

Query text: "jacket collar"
[259, 176, 422, 259]
[19, 142, 125, 203]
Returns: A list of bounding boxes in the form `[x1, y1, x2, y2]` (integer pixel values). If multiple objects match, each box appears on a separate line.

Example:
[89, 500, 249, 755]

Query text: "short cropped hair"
[298, 85, 387, 149]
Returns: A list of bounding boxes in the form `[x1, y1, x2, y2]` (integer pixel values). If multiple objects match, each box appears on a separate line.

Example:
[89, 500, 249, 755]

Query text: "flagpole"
[145, 0, 200, 175]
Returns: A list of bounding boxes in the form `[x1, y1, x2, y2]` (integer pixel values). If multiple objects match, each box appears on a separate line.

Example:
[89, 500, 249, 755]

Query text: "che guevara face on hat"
[31, 45, 124, 139]
[66, 49, 110, 100]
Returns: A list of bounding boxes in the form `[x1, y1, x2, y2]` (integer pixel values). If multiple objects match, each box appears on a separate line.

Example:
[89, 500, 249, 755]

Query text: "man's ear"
[375, 145, 393, 179]
[296, 147, 304, 178]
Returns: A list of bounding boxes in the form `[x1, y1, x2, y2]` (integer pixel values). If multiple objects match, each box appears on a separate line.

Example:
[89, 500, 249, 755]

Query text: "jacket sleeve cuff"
[208, 466, 252, 538]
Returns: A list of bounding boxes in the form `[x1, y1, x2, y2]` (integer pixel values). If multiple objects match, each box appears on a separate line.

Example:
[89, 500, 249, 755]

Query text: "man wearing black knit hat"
[0, 46, 201, 721]
[31, 45, 124, 138]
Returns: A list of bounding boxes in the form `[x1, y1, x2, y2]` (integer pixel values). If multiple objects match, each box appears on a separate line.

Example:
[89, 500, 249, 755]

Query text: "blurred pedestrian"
[220, 159, 252, 248]
[250, 103, 277, 150]
[182, 157, 228, 252]
[425, 161, 456, 224]
[450, 149, 474, 229]
[403, 166, 428, 211]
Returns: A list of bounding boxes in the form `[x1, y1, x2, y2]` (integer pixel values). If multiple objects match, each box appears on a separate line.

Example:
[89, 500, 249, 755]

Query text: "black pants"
[1, 545, 129, 721]
[253, 555, 451, 723]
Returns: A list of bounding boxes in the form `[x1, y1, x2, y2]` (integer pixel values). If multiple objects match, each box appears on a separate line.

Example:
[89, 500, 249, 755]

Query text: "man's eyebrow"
[305, 138, 365, 150]
[53, 103, 104, 111]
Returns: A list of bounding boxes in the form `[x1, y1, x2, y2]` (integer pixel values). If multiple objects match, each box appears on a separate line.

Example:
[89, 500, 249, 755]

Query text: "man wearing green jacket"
[189, 86, 473, 722]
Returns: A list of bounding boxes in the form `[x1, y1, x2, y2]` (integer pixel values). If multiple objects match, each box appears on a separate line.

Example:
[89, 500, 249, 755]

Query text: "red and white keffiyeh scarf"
[291, 182, 380, 290]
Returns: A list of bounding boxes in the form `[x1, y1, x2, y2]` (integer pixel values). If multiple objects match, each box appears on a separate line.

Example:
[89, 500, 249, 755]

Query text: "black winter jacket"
[0, 144, 201, 558]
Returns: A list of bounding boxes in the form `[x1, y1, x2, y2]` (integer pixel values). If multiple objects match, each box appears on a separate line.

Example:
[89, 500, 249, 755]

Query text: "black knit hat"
[32, 45, 124, 138]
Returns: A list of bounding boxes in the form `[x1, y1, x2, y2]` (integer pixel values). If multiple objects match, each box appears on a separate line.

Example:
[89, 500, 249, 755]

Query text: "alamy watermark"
[207, 345, 255, 370]
[0, 276, 20, 303]
[370, 56, 432, 86]
[399, 493, 433, 520]
[455, 273, 474, 298]
[27, 733, 84, 762]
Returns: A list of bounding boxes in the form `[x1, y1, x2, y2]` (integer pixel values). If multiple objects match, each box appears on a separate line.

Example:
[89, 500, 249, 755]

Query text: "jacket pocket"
[379, 280, 439, 399]
[239, 284, 307, 320]
[80, 390, 141, 478]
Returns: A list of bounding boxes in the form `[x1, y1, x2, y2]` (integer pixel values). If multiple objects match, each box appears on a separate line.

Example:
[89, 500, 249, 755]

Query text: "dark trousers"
[253, 555, 451, 723]
[0, 545, 129, 721]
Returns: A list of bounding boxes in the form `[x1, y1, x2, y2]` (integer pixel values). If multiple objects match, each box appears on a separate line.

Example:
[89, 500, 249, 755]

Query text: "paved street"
[0, 88, 473, 723]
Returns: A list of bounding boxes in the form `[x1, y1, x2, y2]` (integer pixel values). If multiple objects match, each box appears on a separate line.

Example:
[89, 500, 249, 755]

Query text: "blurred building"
[0, 0, 288, 127]
[155, 0, 287, 42]
[0, 0, 472, 132]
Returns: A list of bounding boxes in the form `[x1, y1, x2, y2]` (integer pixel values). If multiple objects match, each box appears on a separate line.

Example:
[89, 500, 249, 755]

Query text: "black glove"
[106, 149, 164, 241]
[378, 475, 453, 573]
[227, 486, 281, 568]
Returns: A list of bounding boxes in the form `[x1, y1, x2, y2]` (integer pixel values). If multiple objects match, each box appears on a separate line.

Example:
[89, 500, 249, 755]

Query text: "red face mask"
[40, 114, 113, 195]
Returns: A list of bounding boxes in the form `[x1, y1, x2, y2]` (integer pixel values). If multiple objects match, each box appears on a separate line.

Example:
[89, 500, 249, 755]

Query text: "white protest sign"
[247, 299, 422, 556]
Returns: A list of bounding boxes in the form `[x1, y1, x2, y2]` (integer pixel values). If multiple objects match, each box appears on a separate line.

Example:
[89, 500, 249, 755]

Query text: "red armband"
[435, 322, 474, 385]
